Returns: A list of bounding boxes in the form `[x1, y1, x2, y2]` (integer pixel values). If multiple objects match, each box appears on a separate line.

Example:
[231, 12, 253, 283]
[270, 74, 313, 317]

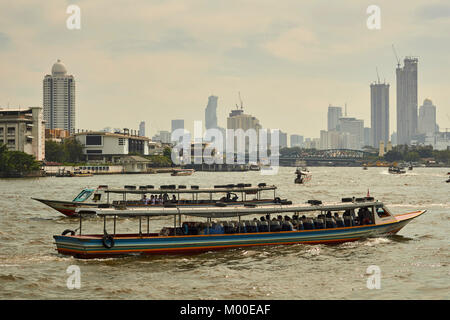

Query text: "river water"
[0, 167, 448, 300]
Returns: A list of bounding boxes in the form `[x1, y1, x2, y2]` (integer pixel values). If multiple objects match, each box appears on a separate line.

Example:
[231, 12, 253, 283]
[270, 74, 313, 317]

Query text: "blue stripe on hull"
[54, 220, 409, 258]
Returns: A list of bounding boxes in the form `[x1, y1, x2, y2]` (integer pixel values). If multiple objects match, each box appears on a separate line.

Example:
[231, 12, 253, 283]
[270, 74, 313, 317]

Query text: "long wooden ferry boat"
[33, 183, 288, 217]
[53, 197, 426, 259]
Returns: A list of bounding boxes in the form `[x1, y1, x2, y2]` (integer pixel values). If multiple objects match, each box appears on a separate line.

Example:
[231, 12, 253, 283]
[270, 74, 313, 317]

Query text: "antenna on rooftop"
[345, 103, 347, 117]
[238, 91, 243, 110]
[376, 67, 380, 83]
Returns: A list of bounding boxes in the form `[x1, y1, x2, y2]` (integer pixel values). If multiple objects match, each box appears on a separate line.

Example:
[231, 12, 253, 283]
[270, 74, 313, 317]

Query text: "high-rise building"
[338, 117, 364, 150]
[278, 131, 288, 149]
[327, 105, 342, 131]
[418, 99, 436, 135]
[43, 59, 76, 134]
[139, 121, 146, 137]
[370, 81, 390, 148]
[171, 119, 184, 132]
[290, 134, 304, 148]
[205, 95, 218, 130]
[396, 57, 418, 145]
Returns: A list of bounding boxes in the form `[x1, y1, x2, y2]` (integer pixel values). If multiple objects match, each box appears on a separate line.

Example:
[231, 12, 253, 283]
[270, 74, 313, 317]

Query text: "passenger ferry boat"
[294, 167, 312, 184]
[53, 196, 426, 259]
[171, 169, 194, 176]
[33, 183, 288, 217]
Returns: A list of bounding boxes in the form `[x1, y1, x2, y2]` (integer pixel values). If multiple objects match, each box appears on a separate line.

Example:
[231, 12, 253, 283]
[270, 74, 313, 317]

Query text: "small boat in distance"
[53, 196, 426, 259]
[388, 166, 406, 174]
[295, 167, 312, 184]
[249, 163, 261, 171]
[171, 168, 194, 176]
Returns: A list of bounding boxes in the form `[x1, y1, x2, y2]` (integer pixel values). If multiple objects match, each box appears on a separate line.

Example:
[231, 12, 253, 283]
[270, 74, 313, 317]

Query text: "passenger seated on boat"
[260, 216, 266, 222]
[281, 221, 294, 231]
[232, 194, 238, 201]
[259, 221, 269, 232]
[303, 219, 315, 230]
[334, 212, 339, 218]
[150, 195, 156, 205]
[163, 193, 169, 203]
[314, 218, 325, 229]
[295, 220, 304, 230]
[172, 195, 177, 203]
[325, 218, 337, 229]
[277, 215, 283, 221]
[326, 211, 332, 218]
[335, 217, 345, 227]
[141, 195, 147, 204]
[270, 220, 282, 232]
[246, 221, 258, 233]
[266, 214, 271, 221]
[284, 215, 291, 221]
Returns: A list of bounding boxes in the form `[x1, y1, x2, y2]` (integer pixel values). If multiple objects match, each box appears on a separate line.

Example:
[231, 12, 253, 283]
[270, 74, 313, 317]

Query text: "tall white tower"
[43, 59, 76, 134]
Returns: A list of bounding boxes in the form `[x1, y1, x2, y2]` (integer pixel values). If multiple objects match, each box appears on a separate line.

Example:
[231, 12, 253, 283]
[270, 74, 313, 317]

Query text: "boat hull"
[53, 210, 425, 259]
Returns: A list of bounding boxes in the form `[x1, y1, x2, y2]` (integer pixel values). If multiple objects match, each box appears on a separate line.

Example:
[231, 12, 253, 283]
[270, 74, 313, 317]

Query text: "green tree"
[45, 140, 65, 162]
[6, 151, 40, 173]
[63, 138, 83, 162]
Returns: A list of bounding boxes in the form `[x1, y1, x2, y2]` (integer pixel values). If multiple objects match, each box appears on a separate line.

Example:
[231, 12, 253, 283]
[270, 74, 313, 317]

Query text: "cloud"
[0, 32, 11, 50]
[416, 3, 450, 20]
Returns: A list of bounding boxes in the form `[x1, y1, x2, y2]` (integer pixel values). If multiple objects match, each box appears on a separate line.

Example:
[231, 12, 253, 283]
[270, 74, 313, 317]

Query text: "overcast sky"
[0, 0, 449, 138]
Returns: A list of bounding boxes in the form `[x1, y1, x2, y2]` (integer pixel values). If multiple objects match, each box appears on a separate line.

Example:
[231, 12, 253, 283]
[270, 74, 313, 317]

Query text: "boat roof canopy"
[77, 200, 384, 218]
[102, 185, 277, 195]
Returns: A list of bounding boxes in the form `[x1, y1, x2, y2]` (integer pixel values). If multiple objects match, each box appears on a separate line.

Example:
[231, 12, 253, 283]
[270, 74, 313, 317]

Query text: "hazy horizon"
[1, 0, 449, 139]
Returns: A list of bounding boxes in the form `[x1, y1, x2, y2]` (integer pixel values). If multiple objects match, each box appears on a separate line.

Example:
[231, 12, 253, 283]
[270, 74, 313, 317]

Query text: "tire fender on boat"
[62, 229, 75, 236]
[102, 234, 115, 249]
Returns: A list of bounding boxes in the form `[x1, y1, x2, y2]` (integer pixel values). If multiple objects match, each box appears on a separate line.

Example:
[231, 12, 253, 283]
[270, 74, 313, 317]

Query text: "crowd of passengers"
[139, 192, 240, 205]
[140, 194, 176, 205]
[171, 208, 377, 236]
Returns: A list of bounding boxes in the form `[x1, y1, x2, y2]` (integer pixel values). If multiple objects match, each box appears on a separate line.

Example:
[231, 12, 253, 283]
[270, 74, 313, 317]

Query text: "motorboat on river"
[53, 196, 426, 259]
[388, 166, 406, 174]
[171, 169, 194, 176]
[33, 183, 289, 217]
[294, 167, 312, 184]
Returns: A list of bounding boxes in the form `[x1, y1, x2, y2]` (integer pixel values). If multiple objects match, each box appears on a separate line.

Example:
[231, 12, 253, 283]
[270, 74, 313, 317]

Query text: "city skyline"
[0, 1, 449, 139]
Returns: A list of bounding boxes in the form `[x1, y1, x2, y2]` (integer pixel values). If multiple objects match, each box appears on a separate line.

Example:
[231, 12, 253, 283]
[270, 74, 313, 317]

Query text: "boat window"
[92, 193, 102, 201]
[73, 189, 95, 202]
[375, 206, 390, 218]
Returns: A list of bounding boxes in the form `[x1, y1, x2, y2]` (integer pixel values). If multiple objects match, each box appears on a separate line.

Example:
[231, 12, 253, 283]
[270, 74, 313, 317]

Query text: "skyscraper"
[418, 99, 436, 135]
[205, 95, 218, 130]
[327, 105, 342, 131]
[396, 57, 418, 145]
[338, 117, 364, 150]
[139, 121, 146, 137]
[43, 59, 76, 134]
[171, 119, 185, 142]
[370, 81, 390, 148]
[290, 134, 304, 148]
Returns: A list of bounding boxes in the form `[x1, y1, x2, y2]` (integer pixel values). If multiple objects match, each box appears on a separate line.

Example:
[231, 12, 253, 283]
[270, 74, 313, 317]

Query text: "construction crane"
[392, 44, 401, 68]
